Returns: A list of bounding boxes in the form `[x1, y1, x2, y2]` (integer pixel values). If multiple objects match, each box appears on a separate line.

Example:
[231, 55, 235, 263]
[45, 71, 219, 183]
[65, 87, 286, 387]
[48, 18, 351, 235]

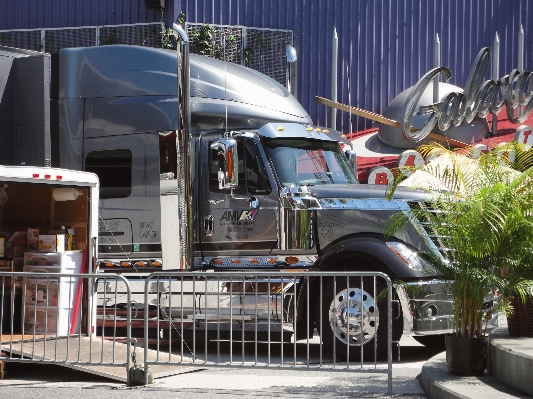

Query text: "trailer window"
[85, 149, 132, 199]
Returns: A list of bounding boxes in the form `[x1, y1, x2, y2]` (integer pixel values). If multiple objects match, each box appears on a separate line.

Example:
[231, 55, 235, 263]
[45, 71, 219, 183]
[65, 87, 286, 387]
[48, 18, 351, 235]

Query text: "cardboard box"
[66, 229, 75, 251]
[0, 237, 4, 257]
[27, 228, 40, 251]
[0, 259, 11, 270]
[38, 234, 65, 252]
[6, 231, 27, 257]
[57, 234, 65, 252]
[38, 235, 56, 252]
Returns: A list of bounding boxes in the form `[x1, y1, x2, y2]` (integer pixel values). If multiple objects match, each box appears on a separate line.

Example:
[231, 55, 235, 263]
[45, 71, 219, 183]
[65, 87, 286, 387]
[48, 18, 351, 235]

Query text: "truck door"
[83, 132, 161, 261]
[200, 137, 278, 261]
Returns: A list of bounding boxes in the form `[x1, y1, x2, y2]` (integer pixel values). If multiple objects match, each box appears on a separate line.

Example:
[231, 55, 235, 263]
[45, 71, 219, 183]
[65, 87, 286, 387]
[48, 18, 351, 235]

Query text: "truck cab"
[57, 42, 452, 356]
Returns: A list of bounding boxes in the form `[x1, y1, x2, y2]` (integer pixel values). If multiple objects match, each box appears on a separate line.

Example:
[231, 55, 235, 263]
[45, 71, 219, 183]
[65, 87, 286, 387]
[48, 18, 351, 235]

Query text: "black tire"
[317, 276, 402, 361]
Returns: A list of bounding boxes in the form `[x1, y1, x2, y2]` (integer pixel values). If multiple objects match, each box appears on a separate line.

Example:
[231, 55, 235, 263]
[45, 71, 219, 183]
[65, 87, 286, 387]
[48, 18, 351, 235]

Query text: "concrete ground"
[1, 336, 431, 398]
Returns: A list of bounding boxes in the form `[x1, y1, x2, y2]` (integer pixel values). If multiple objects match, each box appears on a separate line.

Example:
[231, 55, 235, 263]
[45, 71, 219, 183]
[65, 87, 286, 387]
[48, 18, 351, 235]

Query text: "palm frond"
[386, 141, 533, 338]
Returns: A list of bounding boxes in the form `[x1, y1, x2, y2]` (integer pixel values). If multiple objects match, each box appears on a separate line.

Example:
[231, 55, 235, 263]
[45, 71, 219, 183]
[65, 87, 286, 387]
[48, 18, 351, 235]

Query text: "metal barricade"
[143, 270, 393, 394]
[0, 272, 132, 384]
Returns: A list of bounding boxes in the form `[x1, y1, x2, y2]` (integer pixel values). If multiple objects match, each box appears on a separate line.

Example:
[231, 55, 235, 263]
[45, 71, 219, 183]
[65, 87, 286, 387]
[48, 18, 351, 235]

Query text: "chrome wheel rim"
[329, 287, 379, 345]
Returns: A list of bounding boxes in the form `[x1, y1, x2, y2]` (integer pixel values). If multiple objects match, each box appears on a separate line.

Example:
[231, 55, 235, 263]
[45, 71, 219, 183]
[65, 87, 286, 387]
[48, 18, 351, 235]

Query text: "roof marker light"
[44, 174, 51, 179]
[276, 126, 285, 131]
[32, 174, 39, 178]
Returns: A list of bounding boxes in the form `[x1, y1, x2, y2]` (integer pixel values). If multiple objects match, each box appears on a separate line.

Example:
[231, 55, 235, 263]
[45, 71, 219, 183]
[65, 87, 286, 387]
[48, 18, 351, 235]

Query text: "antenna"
[346, 59, 352, 135]
[330, 27, 338, 130]
[224, 30, 229, 137]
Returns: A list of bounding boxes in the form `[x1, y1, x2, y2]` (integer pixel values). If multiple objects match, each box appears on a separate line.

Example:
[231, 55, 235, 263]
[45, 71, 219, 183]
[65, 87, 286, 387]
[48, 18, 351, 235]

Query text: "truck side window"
[85, 149, 132, 199]
[244, 141, 271, 194]
[159, 130, 177, 179]
[209, 140, 271, 195]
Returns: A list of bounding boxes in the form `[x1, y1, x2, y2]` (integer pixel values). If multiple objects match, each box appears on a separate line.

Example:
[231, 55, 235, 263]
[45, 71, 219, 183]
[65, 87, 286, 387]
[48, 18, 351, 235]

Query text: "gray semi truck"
[0, 26, 452, 358]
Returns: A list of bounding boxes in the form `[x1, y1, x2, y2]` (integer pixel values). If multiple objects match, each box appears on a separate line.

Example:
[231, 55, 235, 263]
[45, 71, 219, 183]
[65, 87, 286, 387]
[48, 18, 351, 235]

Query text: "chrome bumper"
[398, 280, 454, 336]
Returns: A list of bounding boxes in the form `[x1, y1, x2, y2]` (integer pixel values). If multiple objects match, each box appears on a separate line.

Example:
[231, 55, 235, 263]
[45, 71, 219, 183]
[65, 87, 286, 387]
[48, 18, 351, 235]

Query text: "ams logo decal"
[220, 210, 258, 222]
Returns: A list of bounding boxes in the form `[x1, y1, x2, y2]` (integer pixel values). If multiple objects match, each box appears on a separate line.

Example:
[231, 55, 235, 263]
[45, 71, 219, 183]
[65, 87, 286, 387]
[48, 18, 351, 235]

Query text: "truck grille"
[407, 201, 453, 258]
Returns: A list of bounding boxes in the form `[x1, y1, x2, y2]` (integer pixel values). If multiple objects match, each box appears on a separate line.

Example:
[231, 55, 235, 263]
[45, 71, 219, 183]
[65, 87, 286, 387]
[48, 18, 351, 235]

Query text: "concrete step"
[420, 327, 533, 399]
[488, 327, 533, 396]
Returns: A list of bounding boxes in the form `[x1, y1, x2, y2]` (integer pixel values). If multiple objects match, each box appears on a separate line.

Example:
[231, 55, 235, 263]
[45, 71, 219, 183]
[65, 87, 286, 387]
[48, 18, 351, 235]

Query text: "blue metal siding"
[0, 0, 164, 29]
[2, 0, 533, 133]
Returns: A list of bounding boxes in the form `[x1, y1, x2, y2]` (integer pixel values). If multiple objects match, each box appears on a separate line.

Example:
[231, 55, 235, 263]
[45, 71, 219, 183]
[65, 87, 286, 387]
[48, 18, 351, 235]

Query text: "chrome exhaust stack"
[173, 22, 193, 269]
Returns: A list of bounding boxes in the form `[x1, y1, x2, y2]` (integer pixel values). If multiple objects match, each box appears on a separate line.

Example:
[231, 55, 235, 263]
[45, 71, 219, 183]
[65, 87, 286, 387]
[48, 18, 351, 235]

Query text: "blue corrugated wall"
[2, 0, 532, 133]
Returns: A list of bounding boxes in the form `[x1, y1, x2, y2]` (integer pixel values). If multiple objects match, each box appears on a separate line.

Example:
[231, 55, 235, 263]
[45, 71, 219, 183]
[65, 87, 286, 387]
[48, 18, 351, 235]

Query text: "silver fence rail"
[0, 22, 165, 53]
[185, 23, 293, 86]
[143, 270, 393, 394]
[0, 272, 132, 384]
[0, 22, 293, 88]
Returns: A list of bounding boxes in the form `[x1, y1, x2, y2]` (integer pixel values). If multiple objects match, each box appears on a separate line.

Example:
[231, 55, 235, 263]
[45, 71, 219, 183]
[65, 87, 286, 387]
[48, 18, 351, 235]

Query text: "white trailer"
[0, 165, 99, 336]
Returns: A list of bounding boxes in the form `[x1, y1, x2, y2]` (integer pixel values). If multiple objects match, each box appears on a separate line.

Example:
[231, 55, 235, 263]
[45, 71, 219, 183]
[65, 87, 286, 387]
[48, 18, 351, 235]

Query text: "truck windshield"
[263, 138, 358, 186]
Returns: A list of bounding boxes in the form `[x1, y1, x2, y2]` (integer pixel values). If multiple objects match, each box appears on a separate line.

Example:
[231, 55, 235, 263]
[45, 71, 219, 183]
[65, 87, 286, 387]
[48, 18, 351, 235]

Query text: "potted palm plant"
[503, 259, 533, 337]
[494, 142, 533, 338]
[385, 142, 533, 375]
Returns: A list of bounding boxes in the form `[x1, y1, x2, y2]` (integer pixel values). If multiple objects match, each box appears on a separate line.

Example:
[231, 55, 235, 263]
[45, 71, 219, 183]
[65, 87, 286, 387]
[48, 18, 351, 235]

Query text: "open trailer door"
[0, 165, 99, 337]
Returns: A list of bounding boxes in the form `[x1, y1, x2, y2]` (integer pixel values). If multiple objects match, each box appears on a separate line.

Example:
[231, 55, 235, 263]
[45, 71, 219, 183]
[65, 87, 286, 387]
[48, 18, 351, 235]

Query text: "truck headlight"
[386, 242, 425, 272]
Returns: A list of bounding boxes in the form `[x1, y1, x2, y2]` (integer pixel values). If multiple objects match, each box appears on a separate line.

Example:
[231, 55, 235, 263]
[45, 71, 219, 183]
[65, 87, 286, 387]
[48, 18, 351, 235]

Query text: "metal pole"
[518, 24, 524, 71]
[286, 45, 297, 95]
[331, 27, 338, 130]
[492, 33, 500, 136]
[433, 33, 440, 104]
[41, 29, 46, 52]
[241, 27, 247, 66]
[172, 21, 193, 269]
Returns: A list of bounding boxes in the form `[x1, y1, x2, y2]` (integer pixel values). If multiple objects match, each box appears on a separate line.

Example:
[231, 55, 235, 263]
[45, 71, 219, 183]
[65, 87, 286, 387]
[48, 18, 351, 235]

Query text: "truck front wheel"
[317, 276, 399, 361]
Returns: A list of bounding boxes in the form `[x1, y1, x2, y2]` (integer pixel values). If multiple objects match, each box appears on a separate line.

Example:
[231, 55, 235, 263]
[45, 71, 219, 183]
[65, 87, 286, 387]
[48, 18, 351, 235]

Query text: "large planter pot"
[507, 296, 533, 337]
[445, 335, 487, 376]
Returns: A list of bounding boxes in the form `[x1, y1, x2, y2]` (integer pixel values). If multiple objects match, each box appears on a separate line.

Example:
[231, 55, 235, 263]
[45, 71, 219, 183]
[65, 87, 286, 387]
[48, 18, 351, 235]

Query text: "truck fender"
[315, 237, 426, 278]
[294, 236, 415, 341]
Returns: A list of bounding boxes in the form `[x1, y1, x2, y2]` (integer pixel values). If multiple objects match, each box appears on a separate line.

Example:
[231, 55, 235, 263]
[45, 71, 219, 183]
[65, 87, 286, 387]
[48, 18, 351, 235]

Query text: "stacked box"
[6, 231, 27, 256]
[22, 251, 83, 335]
[38, 235, 66, 252]
[27, 229, 40, 251]
[25, 280, 59, 307]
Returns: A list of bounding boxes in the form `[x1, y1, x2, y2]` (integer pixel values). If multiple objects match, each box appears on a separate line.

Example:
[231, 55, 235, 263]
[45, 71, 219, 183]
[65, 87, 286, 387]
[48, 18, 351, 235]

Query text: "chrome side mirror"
[211, 138, 239, 189]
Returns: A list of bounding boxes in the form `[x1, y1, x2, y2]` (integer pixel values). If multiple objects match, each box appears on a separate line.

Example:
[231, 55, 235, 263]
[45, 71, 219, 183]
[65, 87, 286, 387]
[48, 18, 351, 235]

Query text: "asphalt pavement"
[1, 336, 435, 398]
